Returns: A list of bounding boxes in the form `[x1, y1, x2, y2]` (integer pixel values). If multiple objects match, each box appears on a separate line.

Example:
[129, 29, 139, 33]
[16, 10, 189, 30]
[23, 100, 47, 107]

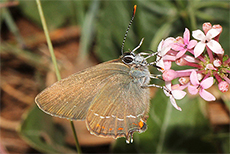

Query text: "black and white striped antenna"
[121, 5, 137, 55]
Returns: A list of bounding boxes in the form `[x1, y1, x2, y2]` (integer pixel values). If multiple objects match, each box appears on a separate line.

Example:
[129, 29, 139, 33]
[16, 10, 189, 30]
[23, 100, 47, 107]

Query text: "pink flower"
[172, 28, 197, 58]
[162, 69, 196, 81]
[156, 38, 175, 70]
[164, 82, 186, 111]
[192, 29, 223, 58]
[188, 71, 216, 101]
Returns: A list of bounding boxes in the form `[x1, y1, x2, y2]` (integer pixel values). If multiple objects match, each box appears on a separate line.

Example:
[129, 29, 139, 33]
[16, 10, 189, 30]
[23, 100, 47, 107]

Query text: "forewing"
[86, 71, 150, 139]
[35, 60, 130, 120]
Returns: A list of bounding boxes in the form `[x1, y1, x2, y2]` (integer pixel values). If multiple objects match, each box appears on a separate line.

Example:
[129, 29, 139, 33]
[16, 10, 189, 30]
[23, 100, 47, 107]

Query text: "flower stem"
[213, 72, 222, 83]
[223, 75, 230, 84]
[36, 0, 81, 153]
[224, 58, 230, 65]
[206, 46, 214, 62]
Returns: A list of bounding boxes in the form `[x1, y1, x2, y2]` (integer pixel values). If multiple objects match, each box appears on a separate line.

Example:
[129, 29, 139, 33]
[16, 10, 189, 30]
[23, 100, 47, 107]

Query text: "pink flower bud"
[212, 24, 222, 33]
[205, 64, 217, 71]
[213, 59, 222, 67]
[163, 69, 177, 81]
[175, 36, 184, 44]
[171, 84, 180, 90]
[212, 24, 222, 41]
[203, 22, 212, 34]
[179, 77, 190, 85]
[218, 81, 229, 92]
[176, 58, 187, 66]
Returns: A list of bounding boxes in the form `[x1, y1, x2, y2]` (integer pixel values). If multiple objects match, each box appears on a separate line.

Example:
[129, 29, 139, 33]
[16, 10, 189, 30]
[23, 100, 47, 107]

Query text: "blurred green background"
[17, 0, 230, 61]
[1, 0, 229, 153]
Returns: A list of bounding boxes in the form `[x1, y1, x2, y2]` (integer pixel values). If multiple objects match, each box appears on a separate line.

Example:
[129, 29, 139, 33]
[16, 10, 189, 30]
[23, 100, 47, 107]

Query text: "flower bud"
[179, 77, 190, 85]
[176, 58, 187, 66]
[218, 81, 229, 92]
[203, 22, 212, 34]
[205, 64, 217, 71]
[162, 69, 177, 81]
[213, 59, 222, 67]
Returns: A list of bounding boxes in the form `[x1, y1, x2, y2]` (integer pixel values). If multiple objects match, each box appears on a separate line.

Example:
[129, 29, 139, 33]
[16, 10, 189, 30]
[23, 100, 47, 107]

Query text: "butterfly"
[35, 5, 165, 143]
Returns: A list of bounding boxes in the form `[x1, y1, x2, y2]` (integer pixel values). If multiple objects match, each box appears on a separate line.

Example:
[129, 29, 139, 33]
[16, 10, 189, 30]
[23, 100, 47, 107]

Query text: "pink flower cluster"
[156, 22, 230, 111]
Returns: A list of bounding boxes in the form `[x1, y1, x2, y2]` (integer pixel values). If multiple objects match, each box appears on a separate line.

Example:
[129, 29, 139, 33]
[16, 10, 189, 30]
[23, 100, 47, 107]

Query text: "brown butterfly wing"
[35, 60, 131, 120]
[85, 69, 150, 140]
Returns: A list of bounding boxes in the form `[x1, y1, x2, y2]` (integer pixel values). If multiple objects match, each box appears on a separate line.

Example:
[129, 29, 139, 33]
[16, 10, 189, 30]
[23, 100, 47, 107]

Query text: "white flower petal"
[183, 55, 200, 63]
[188, 85, 199, 95]
[156, 59, 164, 70]
[161, 46, 171, 56]
[199, 89, 216, 101]
[163, 82, 171, 97]
[164, 37, 175, 46]
[190, 70, 200, 86]
[192, 30, 205, 40]
[172, 90, 187, 100]
[207, 40, 223, 54]
[206, 29, 220, 39]
[194, 42, 206, 58]
[170, 96, 182, 111]
[200, 77, 214, 89]
[157, 40, 164, 53]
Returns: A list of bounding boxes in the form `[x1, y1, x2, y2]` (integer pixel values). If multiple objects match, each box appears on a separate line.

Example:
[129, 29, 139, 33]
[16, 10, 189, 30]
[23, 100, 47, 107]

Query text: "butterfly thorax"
[129, 65, 150, 86]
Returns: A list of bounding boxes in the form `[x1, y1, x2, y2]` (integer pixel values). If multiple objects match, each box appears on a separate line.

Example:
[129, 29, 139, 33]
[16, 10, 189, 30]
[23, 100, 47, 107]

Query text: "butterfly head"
[121, 52, 147, 67]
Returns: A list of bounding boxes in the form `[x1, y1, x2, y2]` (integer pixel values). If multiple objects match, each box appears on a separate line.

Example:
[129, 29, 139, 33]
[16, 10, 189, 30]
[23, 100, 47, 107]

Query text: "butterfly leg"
[137, 51, 160, 60]
[142, 83, 172, 97]
[131, 38, 145, 54]
[150, 74, 162, 79]
[142, 74, 171, 94]
[142, 83, 163, 89]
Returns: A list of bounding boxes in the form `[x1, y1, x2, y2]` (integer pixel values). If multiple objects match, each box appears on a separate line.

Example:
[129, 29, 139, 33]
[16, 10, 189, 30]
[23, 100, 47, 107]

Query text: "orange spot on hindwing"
[138, 119, 147, 132]
[138, 120, 144, 128]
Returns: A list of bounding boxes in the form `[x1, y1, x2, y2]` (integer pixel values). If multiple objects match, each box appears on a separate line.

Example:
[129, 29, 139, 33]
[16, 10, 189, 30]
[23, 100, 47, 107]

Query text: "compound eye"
[123, 55, 134, 64]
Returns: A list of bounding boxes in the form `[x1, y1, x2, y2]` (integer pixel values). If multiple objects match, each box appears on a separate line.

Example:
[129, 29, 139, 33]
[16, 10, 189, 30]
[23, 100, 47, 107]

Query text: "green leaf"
[95, 1, 179, 62]
[18, 105, 76, 153]
[95, 1, 137, 62]
[78, 0, 100, 60]
[18, 1, 75, 30]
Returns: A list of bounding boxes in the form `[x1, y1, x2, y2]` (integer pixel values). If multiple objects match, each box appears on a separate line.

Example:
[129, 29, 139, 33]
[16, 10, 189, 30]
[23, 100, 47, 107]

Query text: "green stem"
[36, 0, 61, 81]
[35, 0, 82, 153]
[70, 120, 82, 154]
